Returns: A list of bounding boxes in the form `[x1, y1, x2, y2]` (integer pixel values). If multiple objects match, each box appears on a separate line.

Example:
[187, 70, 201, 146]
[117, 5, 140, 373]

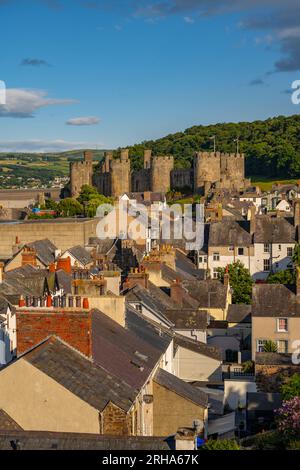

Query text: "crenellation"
[71, 149, 249, 199]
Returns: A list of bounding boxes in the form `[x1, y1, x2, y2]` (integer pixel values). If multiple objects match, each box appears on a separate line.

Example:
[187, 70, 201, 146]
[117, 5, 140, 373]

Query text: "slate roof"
[0, 431, 173, 450]
[125, 283, 178, 320]
[164, 309, 209, 330]
[154, 368, 208, 408]
[0, 297, 12, 316]
[183, 279, 228, 309]
[27, 239, 57, 266]
[0, 410, 22, 431]
[227, 304, 251, 323]
[252, 284, 300, 317]
[0, 266, 48, 304]
[92, 309, 167, 390]
[174, 334, 222, 361]
[209, 220, 252, 247]
[125, 305, 173, 353]
[255, 352, 295, 365]
[23, 336, 135, 412]
[66, 246, 92, 266]
[247, 392, 282, 411]
[254, 216, 296, 244]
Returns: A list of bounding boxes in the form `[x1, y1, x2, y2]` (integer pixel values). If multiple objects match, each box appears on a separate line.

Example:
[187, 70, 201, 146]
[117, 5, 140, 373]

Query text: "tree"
[276, 397, 300, 438]
[267, 269, 295, 285]
[77, 185, 100, 205]
[263, 340, 278, 353]
[281, 374, 300, 400]
[293, 244, 300, 267]
[58, 198, 83, 217]
[201, 439, 240, 450]
[218, 261, 253, 304]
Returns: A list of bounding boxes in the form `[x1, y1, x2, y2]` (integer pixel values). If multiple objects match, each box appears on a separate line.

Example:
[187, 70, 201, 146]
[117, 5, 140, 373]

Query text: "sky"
[0, 0, 300, 152]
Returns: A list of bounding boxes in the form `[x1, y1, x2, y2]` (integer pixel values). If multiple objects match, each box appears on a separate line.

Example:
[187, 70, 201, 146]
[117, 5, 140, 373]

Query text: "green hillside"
[127, 114, 300, 179]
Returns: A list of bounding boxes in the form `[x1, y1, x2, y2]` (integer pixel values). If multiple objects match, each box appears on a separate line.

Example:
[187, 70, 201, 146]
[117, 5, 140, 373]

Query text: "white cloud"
[0, 139, 103, 153]
[184, 16, 194, 24]
[0, 89, 76, 118]
[66, 116, 100, 126]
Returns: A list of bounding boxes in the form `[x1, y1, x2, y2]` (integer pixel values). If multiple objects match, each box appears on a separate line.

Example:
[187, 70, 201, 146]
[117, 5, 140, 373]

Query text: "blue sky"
[0, 0, 299, 152]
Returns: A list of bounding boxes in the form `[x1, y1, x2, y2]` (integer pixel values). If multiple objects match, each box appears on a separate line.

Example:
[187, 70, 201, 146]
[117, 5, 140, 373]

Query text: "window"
[263, 259, 271, 271]
[135, 303, 142, 313]
[213, 268, 219, 279]
[277, 340, 288, 354]
[277, 318, 288, 332]
[213, 252, 220, 262]
[199, 256, 207, 264]
[287, 247, 293, 257]
[278, 245, 281, 251]
[275, 262, 279, 269]
[238, 247, 244, 256]
[257, 339, 267, 353]
[229, 246, 234, 252]
[264, 243, 271, 253]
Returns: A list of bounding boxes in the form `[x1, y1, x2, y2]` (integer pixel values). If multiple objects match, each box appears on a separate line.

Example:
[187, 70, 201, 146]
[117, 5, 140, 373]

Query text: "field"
[251, 177, 299, 192]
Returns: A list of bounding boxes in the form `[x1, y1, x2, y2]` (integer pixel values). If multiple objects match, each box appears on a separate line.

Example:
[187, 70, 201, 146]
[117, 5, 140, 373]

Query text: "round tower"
[194, 152, 221, 193]
[151, 156, 174, 194]
[110, 150, 131, 198]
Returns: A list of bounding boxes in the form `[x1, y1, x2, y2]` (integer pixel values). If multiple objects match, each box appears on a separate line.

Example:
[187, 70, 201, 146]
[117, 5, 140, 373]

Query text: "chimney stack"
[22, 247, 37, 267]
[248, 205, 256, 235]
[56, 256, 72, 274]
[170, 279, 184, 307]
[294, 200, 300, 228]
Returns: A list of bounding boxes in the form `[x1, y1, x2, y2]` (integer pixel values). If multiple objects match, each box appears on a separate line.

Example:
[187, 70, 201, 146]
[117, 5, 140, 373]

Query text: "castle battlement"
[70, 148, 249, 199]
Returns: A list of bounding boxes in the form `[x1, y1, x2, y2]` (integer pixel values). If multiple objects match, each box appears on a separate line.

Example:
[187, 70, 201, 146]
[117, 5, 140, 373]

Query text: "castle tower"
[104, 151, 113, 173]
[194, 152, 221, 194]
[110, 149, 131, 198]
[144, 150, 152, 169]
[220, 152, 245, 181]
[70, 151, 93, 198]
[151, 156, 174, 194]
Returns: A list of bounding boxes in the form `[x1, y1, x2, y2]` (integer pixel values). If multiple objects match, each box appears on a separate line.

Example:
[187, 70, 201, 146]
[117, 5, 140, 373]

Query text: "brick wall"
[16, 309, 92, 357]
[101, 402, 132, 436]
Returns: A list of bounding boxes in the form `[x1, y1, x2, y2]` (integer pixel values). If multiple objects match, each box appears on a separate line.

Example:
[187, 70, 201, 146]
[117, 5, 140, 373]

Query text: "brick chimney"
[223, 266, 230, 289]
[294, 200, 300, 228]
[170, 279, 184, 307]
[125, 267, 149, 289]
[56, 257, 72, 274]
[22, 247, 37, 267]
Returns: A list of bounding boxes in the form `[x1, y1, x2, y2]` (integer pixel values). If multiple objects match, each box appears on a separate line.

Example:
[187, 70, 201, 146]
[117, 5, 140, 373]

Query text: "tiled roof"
[183, 279, 228, 309]
[252, 284, 300, 317]
[209, 220, 252, 247]
[154, 368, 208, 408]
[23, 336, 135, 412]
[227, 304, 251, 323]
[164, 309, 209, 330]
[27, 239, 57, 266]
[254, 216, 296, 244]
[92, 309, 166, 390]
[0, 431, 173, 450]
[66, 246, 92, 266]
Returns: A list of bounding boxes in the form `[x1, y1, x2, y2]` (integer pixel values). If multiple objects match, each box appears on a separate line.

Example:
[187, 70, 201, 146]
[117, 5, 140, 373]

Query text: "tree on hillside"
[217, 261, 253, 304]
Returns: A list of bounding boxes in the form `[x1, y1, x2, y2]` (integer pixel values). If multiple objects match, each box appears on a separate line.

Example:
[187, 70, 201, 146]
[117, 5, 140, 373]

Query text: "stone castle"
[70, 149, 250, 199]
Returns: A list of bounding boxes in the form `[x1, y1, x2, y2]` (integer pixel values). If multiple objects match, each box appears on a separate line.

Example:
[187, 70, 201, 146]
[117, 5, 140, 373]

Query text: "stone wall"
[0, 218, 98, 259]
[101, 402, 132, 436]
[151, 156, 174, 194]
[255, 364, 300, 392]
